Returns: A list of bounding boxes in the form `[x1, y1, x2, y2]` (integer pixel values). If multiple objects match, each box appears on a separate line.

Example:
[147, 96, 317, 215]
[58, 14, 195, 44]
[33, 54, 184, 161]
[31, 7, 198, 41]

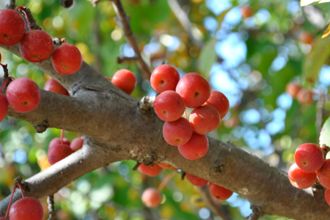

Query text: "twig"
[198, 186, 232, 220]
[317, 91, 327, 134]
[117, 56, 139, 64]
[6, 0, 16, 9]
[247, 205, 263, 220]
[17, 6, 41, 30]
[47, 195, 56, 220]
[110, 0, 151, 79]
[167, 0, 201, 46]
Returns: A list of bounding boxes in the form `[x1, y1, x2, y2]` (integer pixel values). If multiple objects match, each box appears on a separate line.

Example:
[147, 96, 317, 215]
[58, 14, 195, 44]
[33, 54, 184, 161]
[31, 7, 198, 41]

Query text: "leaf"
[303, 36, 330, 84]
[301, 0, 330, 6]
[320, 117, 330, 146]
[322, 24, 330, 38]
[198, 38, 217, 76]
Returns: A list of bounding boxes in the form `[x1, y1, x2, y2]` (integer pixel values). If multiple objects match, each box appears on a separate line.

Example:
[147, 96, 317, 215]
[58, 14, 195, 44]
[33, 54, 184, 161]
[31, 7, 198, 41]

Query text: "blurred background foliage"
[0, 0, 330, 219]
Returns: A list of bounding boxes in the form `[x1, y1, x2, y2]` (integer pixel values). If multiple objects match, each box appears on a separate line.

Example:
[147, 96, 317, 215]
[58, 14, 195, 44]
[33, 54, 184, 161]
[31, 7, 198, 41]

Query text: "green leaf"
[320, 117, 330, 146]
[301, 0, 330, 6]
[198, 38, 217, 76]
[303, 36, 330, 84]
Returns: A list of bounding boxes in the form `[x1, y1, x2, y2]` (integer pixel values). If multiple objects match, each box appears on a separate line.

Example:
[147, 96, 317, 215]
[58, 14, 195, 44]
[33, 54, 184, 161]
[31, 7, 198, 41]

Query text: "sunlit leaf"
[322, 24, 330, 38]
[320, 117, 330, 147]
[303, 36, 330, 84]
[301, 0, 330, 6]
[198, 38, 216, 76]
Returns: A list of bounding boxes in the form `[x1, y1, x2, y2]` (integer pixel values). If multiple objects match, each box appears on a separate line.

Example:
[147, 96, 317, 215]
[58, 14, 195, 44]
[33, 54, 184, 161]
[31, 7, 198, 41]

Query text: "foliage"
[1, 0, 330, 219]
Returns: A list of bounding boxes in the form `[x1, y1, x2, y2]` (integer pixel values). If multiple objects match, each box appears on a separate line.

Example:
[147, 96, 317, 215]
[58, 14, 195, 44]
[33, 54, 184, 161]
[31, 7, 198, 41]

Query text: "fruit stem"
[157, 173, 176, 191]
[60, 129, 65, 143]
[4, 186, 17, 219]
[16, 6, 41, 30]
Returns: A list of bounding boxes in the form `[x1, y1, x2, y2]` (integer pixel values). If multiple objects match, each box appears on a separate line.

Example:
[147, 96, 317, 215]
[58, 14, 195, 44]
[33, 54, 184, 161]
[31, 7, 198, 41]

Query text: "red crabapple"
[324, 189, 330, 206]
[0, 9, 25, 46]
[178, 133, 208, 160]
[111, 69, 136, 94]
[294, 143, 324, 173]
[299, 32, 313, 45]
[186, 174, 208, 187]
[19, 30, 54, 62]
[241, 6, 253, 19]
[153, 91, 185, 122]
[297, 89, 313, 105]
[6, 78, 41, 113]
[70, 136, 84, 151]
[206, 90, 229, 119]
[9, 197, 43, 220]
[51, 43, 83, 75]
[286, 82, 301, 99]
[317, 159, 330, 189]
[47, 138, 73, 165]
[162, 117, 193, 146]
[150, 64, 179, 93]
[142, 188, 162, 208]
[189, 105, 220, 135]
[0, 94, 8, 121]
[138, 164, 162, 177]
[44, 78, 69, 96]
[209, 183, 233, 200]
[288, 163, 316, 189]
[176, 73, 210, 108]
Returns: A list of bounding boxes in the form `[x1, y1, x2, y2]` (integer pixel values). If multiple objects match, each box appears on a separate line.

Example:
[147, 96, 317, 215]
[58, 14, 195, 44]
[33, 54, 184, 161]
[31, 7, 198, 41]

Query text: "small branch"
[47, 195, 56, 220]
[247, 205, 264, 220]
[317, 91, 327, 133]
[17, 6, 41, 30]
[111, 0, 151, 79]
[198, 186, 232, 220]
[138, 96, 154, 112]
[117, 56, 139, 64]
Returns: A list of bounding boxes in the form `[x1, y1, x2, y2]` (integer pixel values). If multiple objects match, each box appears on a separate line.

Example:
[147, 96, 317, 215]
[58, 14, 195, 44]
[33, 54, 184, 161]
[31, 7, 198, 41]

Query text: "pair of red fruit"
[288, 143, 330, 205]
[0, 8, 82, 75]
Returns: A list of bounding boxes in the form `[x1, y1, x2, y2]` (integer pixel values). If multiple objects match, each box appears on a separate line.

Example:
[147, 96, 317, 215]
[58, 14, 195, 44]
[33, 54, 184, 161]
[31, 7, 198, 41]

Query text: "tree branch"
[110, 0, 151, 79]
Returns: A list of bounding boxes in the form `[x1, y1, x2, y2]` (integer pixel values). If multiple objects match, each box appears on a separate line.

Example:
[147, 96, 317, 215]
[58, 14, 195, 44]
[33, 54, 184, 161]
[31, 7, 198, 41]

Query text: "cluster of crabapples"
[0, 7, 83, 219]
[286, 81, 314, 105]
[109, 64, 232, 208]
[288, 143, 330, 206]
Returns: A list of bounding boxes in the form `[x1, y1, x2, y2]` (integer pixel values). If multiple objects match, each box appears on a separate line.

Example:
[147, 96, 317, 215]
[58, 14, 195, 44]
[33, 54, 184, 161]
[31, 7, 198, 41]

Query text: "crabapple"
[209, 183, 233, 200]
[138, 164, 162, 177]
[288, 163, 316, 189]
[6, 78, 41, 113]
[176, 73, 210, 108]
[178, 133, 208, 160]
[162, 117, 193, 146]
[299, 32, 313, 45]
[205, 90, 229, 119]
[189, 105, 220, 135]
[0, 9, 25, 46]
[70, 136, 84, 151]
[51, 43, 82, 75]
[150, 64, 179, 93]
[141, 188, 162, 208]
[19, 30, 54, 62]
[0, 94, 8, 121]
[297, 89, 313, 105]
[286, 82, 301, 98]
[9, 197, 43, 220]
[153, 91, 185, 122]
[317, 159, 330, 189]
[44, 78, 69, 96]
[186, 174, 208, 187]
[241, 6, 253, 18]
[47, 138, 73, 165]
[111, 69, 136, 94]
[294, 143, 324, 173]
